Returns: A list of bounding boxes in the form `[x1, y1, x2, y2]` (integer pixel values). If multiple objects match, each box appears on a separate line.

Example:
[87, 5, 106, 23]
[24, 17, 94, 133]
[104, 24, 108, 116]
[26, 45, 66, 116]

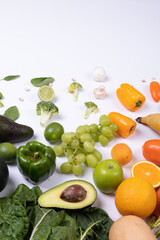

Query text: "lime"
[38, 86, 55, 101]
[0, 142, 17, 164]
[44, 122, 64, 144]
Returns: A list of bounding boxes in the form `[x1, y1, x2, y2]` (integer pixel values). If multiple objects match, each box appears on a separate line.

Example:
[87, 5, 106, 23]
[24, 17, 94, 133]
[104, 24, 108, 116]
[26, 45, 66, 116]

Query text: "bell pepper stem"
[136, 101, 142, 107]
[33, 152, 41, 160]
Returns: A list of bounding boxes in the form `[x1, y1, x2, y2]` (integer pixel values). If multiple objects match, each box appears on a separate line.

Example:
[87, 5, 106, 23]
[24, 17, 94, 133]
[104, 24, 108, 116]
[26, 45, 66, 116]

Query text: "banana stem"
[135, 117, 143, 124]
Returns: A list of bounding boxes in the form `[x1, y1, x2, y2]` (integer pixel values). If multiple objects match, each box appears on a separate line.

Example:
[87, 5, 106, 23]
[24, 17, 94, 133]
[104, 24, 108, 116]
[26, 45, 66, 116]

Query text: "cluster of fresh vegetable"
[53, 114, 118, 176]
[0, 72, 160, 240]
[0, 183, 113, 240]
[31, 77, 60, 127]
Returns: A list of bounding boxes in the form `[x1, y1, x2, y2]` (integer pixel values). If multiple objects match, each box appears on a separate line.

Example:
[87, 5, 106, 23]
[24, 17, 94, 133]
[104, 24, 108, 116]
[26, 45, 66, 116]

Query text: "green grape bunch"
[53, 114, 118, 176]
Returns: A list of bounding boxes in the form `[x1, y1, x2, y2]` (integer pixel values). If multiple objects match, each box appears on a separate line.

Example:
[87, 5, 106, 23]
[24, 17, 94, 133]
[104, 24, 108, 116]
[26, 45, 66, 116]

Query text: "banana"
[136, 113, 160, 134]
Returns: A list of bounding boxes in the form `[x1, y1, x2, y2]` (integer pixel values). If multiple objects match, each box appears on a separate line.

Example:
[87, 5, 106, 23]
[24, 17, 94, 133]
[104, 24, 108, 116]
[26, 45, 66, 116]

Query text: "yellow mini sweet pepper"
[116, 83, 146, 111]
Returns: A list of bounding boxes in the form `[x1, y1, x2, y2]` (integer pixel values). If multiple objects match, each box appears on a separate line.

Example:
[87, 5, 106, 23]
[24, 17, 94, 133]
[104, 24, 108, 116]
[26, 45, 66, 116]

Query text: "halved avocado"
[38, 180, 97, 209]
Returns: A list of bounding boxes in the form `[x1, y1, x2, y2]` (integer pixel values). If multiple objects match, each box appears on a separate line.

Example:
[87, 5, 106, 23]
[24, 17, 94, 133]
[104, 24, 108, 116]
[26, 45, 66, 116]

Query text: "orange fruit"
[115, 177, 157, 218]
[131, 160, 160, 188]
[111, 143, 132, 166]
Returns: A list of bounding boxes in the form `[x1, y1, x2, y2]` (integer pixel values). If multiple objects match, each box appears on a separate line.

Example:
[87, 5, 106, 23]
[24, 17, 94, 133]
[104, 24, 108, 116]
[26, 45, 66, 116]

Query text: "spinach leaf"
[9, 184, 42, 207]
[31, 77, 55, 87]
[3, 106, 19, 121]
[2, 75, 20, 81]
[0, 184, 42, 240]
[28, 206, 78, 240]
[67, 207, 113, 240]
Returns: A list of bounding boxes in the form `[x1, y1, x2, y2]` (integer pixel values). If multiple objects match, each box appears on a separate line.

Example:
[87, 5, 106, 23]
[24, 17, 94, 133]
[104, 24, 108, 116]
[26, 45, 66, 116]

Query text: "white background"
[0, 0, 160, 221]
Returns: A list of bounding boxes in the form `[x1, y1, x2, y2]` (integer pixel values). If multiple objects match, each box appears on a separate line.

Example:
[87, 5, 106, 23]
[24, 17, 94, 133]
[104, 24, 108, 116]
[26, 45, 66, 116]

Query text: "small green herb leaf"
[4, 106, 19, 121]
[0, 101, 4, 108]
[3, 75, 20, 81]
[31, 77, 55, 87]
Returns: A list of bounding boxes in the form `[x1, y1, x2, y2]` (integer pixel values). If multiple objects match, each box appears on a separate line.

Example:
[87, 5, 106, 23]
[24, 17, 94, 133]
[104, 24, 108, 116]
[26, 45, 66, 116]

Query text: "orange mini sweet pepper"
[116, 83, 146, 111]
[108, 112, 137, 138]
[149, 81, 160, 103]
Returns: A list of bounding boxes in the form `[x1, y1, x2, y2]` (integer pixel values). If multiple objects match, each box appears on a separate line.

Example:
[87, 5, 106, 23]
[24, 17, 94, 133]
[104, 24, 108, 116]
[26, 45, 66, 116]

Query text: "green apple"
[93, 159, 123, 194]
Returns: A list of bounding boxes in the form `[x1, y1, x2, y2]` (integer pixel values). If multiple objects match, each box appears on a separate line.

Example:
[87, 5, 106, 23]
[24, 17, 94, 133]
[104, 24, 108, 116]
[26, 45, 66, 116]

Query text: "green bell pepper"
[16, 141, 56, 184]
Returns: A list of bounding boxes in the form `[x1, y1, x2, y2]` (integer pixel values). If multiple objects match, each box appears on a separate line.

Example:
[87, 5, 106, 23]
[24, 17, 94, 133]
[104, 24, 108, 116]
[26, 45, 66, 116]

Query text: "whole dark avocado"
[0, 158, 9, 191]
[38, 180, 97, 209]
[0, 115, 34, 143]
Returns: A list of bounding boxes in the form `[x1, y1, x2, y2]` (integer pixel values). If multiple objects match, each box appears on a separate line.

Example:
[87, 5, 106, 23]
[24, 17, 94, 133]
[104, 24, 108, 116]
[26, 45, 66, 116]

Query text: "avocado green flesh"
[38, 180, 97, 209]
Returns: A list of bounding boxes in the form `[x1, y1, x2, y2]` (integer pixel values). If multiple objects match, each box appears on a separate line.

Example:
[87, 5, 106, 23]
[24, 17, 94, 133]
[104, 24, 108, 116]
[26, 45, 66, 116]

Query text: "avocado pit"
[60, 184, 87, 203]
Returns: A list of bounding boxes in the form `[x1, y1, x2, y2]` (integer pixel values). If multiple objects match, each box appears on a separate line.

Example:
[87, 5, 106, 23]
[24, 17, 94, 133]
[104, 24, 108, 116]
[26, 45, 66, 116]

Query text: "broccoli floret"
[36, 101, 59, 127]
[84, 101, 98, 119]
[68, 82, 82, 101]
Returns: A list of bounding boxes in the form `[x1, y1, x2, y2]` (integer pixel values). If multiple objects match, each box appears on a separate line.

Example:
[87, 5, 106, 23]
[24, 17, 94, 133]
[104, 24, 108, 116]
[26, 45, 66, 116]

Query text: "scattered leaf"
[0, 92, 3, 99]
[2, 75, 20, 81]
[0, 101, 4, 108]
[4, 106, 19, 121]
[31, 77, 55, 87]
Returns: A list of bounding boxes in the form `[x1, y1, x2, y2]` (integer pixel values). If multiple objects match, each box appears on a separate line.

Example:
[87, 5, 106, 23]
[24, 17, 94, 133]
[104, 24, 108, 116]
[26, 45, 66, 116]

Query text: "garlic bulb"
[93, 85, 106, 99]
[93, 67, 106, 82]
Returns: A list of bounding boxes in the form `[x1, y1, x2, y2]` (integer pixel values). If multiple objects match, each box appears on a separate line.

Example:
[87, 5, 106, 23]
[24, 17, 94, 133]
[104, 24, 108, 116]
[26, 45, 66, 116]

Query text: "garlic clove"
[93, 85, 106, 99]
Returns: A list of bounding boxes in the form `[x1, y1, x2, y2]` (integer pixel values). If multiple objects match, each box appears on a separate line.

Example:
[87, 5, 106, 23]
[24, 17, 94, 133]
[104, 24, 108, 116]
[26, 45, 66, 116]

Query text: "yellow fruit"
[131, 160, 160, 188]
[111, 143, 132, 166]
[115, 177, 157, 218]
[136, 113, 160, 134]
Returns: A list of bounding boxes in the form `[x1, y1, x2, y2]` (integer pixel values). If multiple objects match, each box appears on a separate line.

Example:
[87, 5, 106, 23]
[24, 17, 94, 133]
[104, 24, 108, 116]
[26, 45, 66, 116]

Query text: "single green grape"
[76, 125, 86, 136]
[70, 138, 80, 148]
[61, 132, 75, 144]
[90, 132, 99, 142]
[98, 134, 109, 146]
[61, 141, 68, 149]
[109, 123, 118, 131]
[83, 124, 91, 133]
[53, 145, 64, 156]
[60, 162, 72, 173]
[75, 153, 86, 163]
[92, 149, 102, 162]
[83, 141, 94, 153]
[101, 126, 113, 137]
[80, 133, 92, 143]
[90, 123, 98, 132]
[86, 154, 98, 168]
[64, 148, 74, 157]
[72, 163, 82, 176]
[68, 154, 75, 163]
[99, 115, 111, 127]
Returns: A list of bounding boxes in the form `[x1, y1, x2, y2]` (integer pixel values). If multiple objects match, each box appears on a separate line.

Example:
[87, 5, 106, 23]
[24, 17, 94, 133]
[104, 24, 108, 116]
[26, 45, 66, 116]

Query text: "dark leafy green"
[0, 184, 42, 240]
[0, 184, 113, 240]
[3, 106, 19, 121]
[67, 207, 113, 240]
[31, 77, 55, 87]
[28, 206, 78, 240]
[2, 75, 20, 81]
